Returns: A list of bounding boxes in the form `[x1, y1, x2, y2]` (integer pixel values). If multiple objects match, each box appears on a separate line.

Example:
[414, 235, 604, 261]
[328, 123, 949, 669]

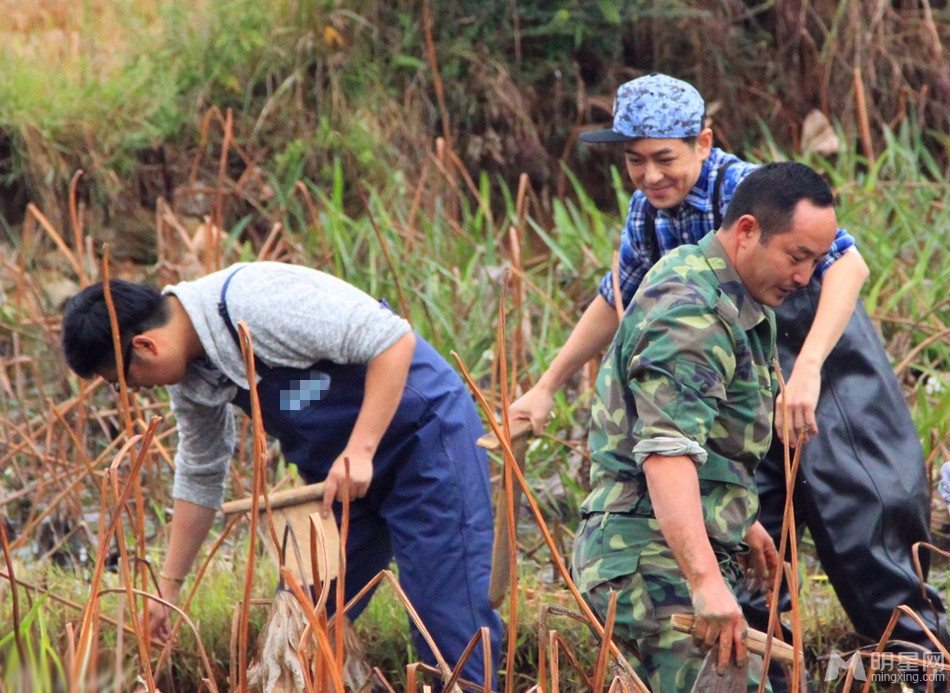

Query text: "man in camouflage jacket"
[571, 162, 838, 692]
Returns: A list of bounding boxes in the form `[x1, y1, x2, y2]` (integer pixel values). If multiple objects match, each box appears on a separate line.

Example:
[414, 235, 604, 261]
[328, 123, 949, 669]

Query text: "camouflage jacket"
[582, 233, 778, 549]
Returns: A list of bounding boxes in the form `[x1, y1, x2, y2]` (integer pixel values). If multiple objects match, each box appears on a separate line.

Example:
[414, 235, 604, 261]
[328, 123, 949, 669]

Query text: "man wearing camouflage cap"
[571, 162, 837, 691]
[512, 72, 946, 690]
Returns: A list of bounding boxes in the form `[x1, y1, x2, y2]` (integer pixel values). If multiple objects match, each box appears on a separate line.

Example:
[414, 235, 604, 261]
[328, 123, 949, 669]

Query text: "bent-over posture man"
[572, 162, 836, 692]
[61, 262, 502, 688]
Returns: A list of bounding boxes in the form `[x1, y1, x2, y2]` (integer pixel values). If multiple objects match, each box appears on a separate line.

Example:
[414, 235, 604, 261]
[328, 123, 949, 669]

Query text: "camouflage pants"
[571, 511, 769, 692]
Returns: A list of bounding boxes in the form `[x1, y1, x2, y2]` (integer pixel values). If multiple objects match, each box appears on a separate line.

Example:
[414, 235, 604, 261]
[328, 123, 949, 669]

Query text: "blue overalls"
[218, 270, 502, 687]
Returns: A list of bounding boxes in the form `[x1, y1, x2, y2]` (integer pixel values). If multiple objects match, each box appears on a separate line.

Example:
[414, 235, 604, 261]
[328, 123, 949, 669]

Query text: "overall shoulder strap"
[218, 266, 246, 347]
[217, 265, 268, 371]
[642, 206, 661, 266]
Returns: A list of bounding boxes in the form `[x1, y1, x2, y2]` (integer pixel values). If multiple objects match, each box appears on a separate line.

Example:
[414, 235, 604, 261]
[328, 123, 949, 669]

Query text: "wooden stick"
[478, 419, 534, 609]
[220, 482, 326, 516]
[670, 614, 798, 665]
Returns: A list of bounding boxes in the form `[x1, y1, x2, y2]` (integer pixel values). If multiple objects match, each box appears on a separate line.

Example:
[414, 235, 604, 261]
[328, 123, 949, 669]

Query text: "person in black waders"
[60, 261, 503, 689]
[509, 72, 949, 692]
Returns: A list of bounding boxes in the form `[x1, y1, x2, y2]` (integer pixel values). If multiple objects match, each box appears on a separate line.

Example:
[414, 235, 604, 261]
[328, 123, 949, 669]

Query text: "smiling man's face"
[623, 130, 712, 210]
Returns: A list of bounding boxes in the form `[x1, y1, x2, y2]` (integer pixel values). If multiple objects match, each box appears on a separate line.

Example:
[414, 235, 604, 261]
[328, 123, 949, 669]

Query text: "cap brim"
[579, 128, 632, 143]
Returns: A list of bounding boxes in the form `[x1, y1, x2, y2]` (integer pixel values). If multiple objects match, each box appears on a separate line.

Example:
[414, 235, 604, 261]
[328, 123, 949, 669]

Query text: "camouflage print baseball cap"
[580, 73, 705, 143]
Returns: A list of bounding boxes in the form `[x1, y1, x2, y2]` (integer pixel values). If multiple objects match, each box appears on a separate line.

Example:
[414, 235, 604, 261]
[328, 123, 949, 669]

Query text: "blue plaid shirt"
[599, 148, 859, 308]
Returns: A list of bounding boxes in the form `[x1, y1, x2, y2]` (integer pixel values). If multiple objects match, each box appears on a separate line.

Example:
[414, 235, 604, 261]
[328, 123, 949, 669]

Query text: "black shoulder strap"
[217, 265, 267, 371]
[218, 266, 246, 347]
[642, 206, 661, 267]
[712, 160, 737, 229]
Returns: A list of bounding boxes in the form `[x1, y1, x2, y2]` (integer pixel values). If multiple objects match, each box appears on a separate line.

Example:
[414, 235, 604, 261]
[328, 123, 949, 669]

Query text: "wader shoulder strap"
[217, 265, 268, 371]
[712, 160, 736, 229]
[642, 206, 661, 266]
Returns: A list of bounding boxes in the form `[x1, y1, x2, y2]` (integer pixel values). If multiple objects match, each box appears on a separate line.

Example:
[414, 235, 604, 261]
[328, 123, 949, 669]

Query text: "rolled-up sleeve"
[816, 227, 859, 277]
[169, 389, 235, 509]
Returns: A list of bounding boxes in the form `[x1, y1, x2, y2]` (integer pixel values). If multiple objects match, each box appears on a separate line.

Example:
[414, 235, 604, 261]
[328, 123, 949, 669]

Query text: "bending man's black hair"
[61, 280, 170, 378]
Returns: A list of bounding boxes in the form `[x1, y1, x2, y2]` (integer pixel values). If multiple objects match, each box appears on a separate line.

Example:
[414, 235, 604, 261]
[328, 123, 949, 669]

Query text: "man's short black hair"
[722, 161, 835, 242]
[61, 280, 169, 378]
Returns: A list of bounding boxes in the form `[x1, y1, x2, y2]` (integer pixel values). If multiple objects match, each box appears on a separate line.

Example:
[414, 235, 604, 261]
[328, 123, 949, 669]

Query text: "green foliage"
[0, 594, 67, 691]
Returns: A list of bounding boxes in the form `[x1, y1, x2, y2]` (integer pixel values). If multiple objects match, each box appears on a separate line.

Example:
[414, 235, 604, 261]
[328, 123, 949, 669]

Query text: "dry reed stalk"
[298, 620, 318, 692]
[234, 321, 288, 691]
[338, 569, 458, 689]
[422, 0, 452, 156]
[436, 627, 494, 693]
[547, 629, 594, 690]
[106, 451, 155, 692]
[281, 568, 347, 693]
[448, 148, 496, 240]
[493, 279, 520, 693]
[360, 190, 411, 323]
[543, 627, 556, 692]
[159, 201, 206, 253]
[0, 503, 25, 668]
[154, 513, 243, 676]
[451, 351, 650, 693]
[72, 420, 157, 686]
[210, 108, 234, 273]
[370, 666, 397, 693]
[912, 541, 950, 639]
[428, 140, 466, 238]
[784, 486, 803, 693]
[406, 158, 431, 251]
[894, 326, 950, 380]
[495, 265, 574, 327]
[611, 251, 623, 323]
[68, 170, 87, 287]
[0, 570, 174, 643]
[256, 222, 284, 262]
[26, 203, 82, 279]
[293, 182, 332, 264]
[853, 66, 876, 166]
[336, 461, 351, 677]
[507, 228, 525, 396]
[404, 660, 425, 690]
[512, 172, 533, 388]
[101, 247, 157, 658]
[102, 249, 133, 432]
[847, 604, 950, 692]
[759, 360, 807, 693]
[101, 587, 220, 693]
[593, 590, 619, 693]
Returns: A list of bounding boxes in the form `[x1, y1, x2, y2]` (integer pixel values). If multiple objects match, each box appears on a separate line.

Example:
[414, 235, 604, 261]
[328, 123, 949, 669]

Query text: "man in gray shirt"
[61, 261, 502, 687]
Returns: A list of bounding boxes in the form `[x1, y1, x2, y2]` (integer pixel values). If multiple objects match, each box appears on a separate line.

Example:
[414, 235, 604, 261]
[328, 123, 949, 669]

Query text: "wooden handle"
[481, 418, 535, 608]
[477, 418, 534, 452]
[220, 483, 326, 516]
[669, 613, 798, 665]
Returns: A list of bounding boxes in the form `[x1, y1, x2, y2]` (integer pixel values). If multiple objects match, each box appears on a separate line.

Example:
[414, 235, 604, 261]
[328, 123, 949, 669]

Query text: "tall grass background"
[1, 1, 950, 691]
